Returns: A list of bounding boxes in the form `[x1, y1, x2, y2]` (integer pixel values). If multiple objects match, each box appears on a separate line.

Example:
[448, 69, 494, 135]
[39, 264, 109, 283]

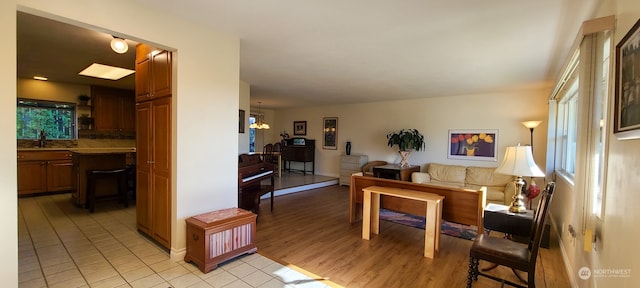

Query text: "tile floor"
[18, 193, 336, 288]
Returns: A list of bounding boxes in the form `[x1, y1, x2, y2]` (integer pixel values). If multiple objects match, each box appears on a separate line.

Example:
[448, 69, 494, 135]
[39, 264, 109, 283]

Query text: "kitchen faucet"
[38, 130, 46, 148]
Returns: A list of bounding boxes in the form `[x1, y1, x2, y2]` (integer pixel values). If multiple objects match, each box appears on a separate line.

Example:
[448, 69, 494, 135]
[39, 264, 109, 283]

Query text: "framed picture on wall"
[614, 18, 640, 140]
[323, 117, 338, 150]
[293, 121, 307, 135]
[448, 129, 498, 161]
[239, 109, 245, 133]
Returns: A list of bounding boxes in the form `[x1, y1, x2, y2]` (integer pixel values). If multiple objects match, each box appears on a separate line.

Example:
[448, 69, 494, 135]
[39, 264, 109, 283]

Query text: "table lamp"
[495, 145, 545, 213]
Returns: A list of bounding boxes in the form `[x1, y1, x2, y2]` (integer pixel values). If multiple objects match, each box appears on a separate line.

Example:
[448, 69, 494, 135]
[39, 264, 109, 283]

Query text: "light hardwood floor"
[255, 184, 571, 288]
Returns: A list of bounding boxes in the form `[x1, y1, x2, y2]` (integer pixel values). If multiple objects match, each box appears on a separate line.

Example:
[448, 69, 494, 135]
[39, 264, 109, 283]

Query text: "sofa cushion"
[465, 166, 513, 187]
[427, 163, 466, 187]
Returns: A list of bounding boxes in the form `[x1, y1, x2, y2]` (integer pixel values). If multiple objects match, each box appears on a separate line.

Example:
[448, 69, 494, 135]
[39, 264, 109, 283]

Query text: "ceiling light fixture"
[249, 102, 270, 129]
[79, 63, 135, 80]
[33, 76, 48, 81]
[110, 36, 128, 54]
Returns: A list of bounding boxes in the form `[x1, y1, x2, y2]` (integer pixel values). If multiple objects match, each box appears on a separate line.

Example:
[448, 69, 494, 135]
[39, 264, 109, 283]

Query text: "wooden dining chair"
[467, 182, 555, 288]
[263, 143, 274, 163]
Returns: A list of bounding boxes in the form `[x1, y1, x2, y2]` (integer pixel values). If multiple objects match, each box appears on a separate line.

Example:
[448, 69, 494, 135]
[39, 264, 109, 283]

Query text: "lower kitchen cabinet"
[17, 151, 73, 196]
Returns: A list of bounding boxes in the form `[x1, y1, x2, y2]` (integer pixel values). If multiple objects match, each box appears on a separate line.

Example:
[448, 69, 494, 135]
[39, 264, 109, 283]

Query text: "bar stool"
[86, 168, 128, 213]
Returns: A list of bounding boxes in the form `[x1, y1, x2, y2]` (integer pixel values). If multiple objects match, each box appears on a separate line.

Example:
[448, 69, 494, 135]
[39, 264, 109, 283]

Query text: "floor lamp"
[521, 121, 542, 155]
[521, 120, 543, 208]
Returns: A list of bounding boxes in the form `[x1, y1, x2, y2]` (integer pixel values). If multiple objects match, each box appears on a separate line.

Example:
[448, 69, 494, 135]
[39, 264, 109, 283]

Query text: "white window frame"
[556, 75, 579, 182]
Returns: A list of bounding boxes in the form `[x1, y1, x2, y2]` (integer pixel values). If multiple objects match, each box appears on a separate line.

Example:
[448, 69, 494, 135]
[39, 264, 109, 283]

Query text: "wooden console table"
[362, 186, 444, 258]
[282, 138, 315, 175]
[372, 164, 420, 181]
[184, 208, 257, 273]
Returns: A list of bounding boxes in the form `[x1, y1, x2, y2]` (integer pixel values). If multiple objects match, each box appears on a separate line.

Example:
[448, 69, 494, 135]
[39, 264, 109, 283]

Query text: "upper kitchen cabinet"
[91, 86, 135, 133]
[135, 44, 172, 102]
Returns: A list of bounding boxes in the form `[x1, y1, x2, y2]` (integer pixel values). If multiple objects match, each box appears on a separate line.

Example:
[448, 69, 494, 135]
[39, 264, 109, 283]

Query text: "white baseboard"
[549, 214, 579, 288]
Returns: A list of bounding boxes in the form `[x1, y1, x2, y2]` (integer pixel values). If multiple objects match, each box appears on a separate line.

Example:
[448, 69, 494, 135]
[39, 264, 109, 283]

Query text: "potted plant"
[386, 129, 425, 167]
[78, 94, 91, 106]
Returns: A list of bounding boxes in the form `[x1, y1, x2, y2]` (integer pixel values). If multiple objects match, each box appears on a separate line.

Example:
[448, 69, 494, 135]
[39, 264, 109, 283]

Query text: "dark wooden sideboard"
[282, 138, 315, 175]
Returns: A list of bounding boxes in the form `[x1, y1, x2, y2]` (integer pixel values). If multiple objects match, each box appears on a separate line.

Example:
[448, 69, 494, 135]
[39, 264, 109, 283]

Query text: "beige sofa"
[411, 163, 515, 205]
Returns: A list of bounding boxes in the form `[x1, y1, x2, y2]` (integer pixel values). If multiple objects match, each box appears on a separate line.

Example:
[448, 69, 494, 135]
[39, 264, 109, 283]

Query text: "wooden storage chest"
[184, 208, 257, 273]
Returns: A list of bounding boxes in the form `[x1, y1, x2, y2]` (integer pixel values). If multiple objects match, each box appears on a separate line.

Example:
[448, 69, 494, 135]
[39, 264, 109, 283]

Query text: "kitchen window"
[16, 99, 77, 140]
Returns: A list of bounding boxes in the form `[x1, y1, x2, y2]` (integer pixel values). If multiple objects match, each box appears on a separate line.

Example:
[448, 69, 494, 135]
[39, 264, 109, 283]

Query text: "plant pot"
[399, 151, 411, 168]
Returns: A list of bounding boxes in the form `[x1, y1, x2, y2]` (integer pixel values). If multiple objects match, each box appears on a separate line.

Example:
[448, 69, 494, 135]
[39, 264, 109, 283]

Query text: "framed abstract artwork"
[614, 18, 640, 139]
[322, 117, 338, 150]
[448, 129, 498, 161]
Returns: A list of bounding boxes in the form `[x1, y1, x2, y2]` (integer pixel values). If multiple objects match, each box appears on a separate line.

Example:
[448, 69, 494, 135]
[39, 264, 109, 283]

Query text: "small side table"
[484, 203, 550, 248]
[372, 164, 420, 182]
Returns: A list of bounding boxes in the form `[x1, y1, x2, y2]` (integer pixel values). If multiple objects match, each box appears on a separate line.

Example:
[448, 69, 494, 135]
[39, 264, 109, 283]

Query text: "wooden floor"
[255, 184, 571, 288]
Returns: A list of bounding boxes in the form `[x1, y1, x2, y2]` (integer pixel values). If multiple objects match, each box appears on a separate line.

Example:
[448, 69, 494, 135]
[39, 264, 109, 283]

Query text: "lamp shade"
[521, 121, 542, 129]
[495, 145, 544, 177]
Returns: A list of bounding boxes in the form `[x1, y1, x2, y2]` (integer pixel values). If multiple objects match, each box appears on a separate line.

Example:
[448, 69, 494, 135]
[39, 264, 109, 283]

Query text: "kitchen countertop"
[70, 148, 136, 154]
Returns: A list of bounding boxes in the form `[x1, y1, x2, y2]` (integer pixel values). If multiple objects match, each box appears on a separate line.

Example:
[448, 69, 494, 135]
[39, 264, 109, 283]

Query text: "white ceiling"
[18, 1, 602, 109]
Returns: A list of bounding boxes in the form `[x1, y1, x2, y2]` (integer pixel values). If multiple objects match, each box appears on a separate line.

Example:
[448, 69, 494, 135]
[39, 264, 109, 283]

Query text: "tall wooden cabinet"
[136, 44, 172, 102]
[136, 43, 172, 249]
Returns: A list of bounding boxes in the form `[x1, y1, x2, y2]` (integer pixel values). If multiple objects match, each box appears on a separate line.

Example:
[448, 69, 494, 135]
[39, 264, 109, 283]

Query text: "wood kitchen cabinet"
[135, 44, 172, 102]
[91, 86, 135, 133]
[136, 97, 172, 248]
[17, 151, 73, 196]
[135, 42, 172, 249]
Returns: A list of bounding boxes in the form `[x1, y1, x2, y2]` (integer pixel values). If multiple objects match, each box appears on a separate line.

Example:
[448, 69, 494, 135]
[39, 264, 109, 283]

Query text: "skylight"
[79, 63, 135, 80]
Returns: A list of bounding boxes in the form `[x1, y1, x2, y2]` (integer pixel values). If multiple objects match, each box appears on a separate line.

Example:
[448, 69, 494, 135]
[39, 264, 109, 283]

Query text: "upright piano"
[238, 154, 275, 214]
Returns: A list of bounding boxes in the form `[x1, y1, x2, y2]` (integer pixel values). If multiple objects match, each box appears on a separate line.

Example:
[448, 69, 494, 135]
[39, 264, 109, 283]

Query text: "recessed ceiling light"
[79, 63, 135, 80]
[110, 37, 129, 54]
[33, 76, 48, 81]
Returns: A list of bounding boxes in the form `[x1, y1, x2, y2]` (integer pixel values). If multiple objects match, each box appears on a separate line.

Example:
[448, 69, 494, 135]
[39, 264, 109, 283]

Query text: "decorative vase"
[466, 147, 476, 156]
[346, 141, 351, 155]
[527, 179, 541, 209]
[399, 151, 411, 168]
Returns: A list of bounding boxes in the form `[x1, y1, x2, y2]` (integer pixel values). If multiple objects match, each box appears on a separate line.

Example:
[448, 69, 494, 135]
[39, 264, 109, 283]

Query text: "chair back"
[273, 142, 282, 152]
[528, 182, 555, 267]
[263, 143, 274, 154]
[361, 161, 388, 176]
[263, 143, 274, 162]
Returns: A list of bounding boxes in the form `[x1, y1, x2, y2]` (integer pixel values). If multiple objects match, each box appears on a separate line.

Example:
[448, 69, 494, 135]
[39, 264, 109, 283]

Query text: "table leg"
[362, 190, 372, 240]
[371, 193, 380, 235]
[277, 155, 282, 177]
[424, 201, 440, 258]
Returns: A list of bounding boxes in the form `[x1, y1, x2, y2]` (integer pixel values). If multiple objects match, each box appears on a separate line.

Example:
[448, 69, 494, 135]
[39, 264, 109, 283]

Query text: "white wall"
[590, 1, 640, 286]
[17, 77, 91, 104]
[239, 81, 250, 153]
[0, 1, 17, 285]
[272, 89, 550, 177]
[4, 2, 240, 282]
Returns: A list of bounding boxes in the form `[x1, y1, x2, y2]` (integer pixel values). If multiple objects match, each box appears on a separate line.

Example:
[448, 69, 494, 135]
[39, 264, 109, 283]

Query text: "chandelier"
[249, 101, 270, 129]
